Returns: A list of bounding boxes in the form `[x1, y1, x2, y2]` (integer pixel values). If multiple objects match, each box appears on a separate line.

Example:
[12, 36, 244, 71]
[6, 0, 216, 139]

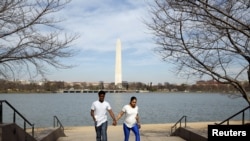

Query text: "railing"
[216, 105, 250, 125]
[170, 115, 187, 134]
[0, 100, 35, 137]
[53, 115, 64, 131]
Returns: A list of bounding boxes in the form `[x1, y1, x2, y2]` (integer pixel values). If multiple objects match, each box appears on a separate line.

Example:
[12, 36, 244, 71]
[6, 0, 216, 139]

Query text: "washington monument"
[115, 38, 122, 86]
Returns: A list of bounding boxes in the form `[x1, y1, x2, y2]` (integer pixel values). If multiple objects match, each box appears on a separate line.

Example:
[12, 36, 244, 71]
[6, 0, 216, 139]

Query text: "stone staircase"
[0, 123, 65, 141]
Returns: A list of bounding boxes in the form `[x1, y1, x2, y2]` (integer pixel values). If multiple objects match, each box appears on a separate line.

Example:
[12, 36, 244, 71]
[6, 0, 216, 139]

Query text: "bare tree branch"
[0, 0, 79, 80]
[146, 0, 250, 104]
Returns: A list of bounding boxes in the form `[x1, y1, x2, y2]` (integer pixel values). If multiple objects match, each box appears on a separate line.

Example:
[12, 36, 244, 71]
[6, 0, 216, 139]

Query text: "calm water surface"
[0, 92, 249, 128]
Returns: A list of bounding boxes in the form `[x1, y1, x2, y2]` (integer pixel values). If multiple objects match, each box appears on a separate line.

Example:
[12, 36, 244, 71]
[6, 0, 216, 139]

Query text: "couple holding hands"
[90, 90, 140, 141]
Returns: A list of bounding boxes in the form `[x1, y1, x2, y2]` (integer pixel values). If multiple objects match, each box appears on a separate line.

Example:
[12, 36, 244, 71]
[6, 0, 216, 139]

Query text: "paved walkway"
[57, 124, 186, 141]
[55, 120, 248, 141]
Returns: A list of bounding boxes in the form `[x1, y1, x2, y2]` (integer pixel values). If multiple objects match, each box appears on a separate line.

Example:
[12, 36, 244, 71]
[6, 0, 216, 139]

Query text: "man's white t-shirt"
[91, 100, 112, 127]
[122, 105, 138, 128]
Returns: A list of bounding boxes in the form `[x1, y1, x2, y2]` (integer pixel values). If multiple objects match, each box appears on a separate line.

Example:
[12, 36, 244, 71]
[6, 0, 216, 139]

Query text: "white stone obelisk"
[115, 38, 122, 86]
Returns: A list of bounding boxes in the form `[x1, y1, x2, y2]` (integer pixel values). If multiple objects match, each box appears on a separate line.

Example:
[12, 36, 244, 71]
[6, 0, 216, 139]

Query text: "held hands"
[94, 119, 117, 126]
[112, 119, 117, 126]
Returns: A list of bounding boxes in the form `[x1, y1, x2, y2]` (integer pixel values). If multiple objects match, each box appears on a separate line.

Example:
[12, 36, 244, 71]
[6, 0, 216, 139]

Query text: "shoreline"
[62, 121, 215, 131]
[62, 120, 243, 128]
[61, 120, 245, 130]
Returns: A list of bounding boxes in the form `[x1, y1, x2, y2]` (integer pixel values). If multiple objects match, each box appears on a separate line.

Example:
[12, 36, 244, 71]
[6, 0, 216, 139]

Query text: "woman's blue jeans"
[123, 123, 140, 141]
[95, 121, 108, 141]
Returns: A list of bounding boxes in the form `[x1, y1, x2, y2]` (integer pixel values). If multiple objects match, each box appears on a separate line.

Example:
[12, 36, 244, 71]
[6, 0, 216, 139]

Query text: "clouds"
[45, 0, 191, 84]
[59, 0, 149, 50]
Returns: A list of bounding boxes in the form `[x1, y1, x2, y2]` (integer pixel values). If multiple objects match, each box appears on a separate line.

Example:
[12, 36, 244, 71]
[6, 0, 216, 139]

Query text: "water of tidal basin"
[0, 92, 249, 128]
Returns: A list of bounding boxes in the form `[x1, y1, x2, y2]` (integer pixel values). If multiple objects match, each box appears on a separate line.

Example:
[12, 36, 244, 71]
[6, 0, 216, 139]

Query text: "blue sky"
[45, 0, 196, 85]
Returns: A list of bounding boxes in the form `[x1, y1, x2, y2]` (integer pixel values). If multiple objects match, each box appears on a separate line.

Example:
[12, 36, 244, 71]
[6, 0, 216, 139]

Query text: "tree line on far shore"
[0, 79, 249, 94]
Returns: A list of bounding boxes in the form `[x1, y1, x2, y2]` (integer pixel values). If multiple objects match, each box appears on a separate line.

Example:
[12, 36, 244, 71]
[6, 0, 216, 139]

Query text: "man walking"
[90, 90, 117, 141]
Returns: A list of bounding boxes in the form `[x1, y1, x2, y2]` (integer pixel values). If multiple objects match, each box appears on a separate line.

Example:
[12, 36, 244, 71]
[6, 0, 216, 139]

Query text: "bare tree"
[0, 0, 79, 80]
[146, 0, 250, 104]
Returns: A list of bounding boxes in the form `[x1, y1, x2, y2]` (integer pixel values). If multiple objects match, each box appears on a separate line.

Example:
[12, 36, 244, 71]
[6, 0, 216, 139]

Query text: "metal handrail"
[170, 115, 187, 134]
[0, 100, 34, 137]
[53, 115, 64, 131]
[216, 105, 250, 125]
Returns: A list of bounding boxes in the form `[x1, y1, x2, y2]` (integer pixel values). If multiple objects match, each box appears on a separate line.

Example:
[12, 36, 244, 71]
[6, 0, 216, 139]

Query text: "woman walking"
[116, 96, 141, 141]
